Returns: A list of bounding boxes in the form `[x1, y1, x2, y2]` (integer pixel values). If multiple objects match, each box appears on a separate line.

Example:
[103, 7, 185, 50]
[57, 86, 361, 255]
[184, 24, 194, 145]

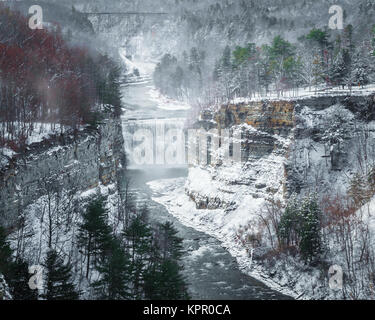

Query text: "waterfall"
[122, 118, 186, 167]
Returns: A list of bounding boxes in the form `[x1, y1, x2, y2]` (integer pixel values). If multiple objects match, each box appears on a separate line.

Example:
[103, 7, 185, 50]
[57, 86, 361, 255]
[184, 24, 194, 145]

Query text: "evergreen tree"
[352, 50, 370, 87]
[92, 238, 131, 300]
[298, 196, 322, 262]
[0, 227, 12, 277]
[267, 36, 296, 93]
[158, 221, 184, 261]
[42, 250, 79, 300]
[278, 195, 300, 248]
[144, 222, 190, 300]
[258, 45, 273, 94]
[144, 258, 190, 300]
[330, 50, 348, 88]
[77, 196, 112, 278]
[123, 207, 153, 299]
[1, 228, 38, 299]
[305, 28, 330, 82]
[7, 259, 38, 300]
[306, 28, 328, 48]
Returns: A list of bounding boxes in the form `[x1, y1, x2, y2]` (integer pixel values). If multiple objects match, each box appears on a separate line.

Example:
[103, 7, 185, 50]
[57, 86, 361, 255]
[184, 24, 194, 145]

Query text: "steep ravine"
[0, 111, 126, 229]
[181, 93, 375, 299]
[120, 67, 293, 299]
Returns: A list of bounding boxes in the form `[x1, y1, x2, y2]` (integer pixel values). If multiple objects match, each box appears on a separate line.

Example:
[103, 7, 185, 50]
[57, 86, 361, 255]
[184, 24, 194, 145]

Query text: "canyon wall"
[187, 94, 375, 209]
[0, 112, 126, 229]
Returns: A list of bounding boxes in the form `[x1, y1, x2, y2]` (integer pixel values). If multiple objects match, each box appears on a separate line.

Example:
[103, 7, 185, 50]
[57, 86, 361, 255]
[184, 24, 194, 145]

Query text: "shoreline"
[147, 177, 302, 300]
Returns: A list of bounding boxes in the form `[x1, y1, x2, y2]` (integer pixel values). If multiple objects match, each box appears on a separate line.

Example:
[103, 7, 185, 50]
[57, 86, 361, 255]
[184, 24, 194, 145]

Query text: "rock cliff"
[0, 112, 126, 229]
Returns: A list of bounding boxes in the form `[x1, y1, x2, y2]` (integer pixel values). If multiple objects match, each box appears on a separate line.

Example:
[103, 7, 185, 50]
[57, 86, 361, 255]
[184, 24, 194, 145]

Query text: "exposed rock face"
[0, 113, 126, 228]
[215, 100, 295, 136]
[187, 94, 375, 209]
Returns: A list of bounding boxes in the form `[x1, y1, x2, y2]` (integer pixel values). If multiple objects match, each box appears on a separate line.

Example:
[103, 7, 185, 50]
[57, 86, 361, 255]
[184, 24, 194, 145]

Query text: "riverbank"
[126, 168, 292, 299]
[147, 177, 299, 299]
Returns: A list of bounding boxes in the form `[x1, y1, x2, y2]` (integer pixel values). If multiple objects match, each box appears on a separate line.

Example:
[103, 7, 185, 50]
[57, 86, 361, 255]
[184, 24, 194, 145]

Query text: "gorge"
[2, 0, 375, 301]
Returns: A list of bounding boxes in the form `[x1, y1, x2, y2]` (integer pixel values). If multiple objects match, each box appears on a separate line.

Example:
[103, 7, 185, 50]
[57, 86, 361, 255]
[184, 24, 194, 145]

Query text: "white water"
[120, 52, 292, 299]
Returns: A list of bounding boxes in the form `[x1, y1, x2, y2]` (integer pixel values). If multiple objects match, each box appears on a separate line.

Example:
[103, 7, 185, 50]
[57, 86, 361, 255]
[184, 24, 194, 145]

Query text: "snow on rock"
[149, 95, 375, 299]
[229, 84, 375, 105]
[147, 177, 298, 299]
[0, 274, 12, 300]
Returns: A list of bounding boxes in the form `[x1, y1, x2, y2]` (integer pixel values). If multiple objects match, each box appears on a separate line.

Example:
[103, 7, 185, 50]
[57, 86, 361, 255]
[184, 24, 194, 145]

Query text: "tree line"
[0, 195, 190, 300]
[153, 25, 375, 107]
[247, 164, 375, 298]
[0, 4, 122, 153]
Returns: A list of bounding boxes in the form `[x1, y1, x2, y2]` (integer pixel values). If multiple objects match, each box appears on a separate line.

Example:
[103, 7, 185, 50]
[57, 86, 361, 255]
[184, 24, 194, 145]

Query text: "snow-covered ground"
[0, 122, 63, 168]
[119, 47, 191, 112]
[144, 98, 375, 299]
[7, 181, 122, 299]
[147, 176, 299, 299]
[147, 87, 191, 111]
[148, 173, 375, 300]
[227, 84, 375, 106]
[0, 122, 63, 146]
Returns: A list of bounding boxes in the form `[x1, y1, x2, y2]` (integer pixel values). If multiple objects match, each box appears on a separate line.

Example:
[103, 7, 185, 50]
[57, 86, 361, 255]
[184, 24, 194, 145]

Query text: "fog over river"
[120, 65, 292, 299]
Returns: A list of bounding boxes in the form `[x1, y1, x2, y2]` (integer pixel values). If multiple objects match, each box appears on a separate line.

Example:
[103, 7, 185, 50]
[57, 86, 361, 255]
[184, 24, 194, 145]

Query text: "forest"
[0, 3, 190, 300]
[154, 25, 374, 107]
[0, 4, 122, 153]
[0, 196, 190, 300]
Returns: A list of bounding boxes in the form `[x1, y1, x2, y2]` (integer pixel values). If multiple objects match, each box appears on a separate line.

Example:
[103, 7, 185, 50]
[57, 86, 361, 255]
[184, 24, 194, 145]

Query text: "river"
[121, 74, 292, 300]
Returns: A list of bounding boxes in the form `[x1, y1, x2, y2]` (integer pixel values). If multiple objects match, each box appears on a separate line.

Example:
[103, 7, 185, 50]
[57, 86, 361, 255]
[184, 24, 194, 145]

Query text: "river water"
[121, 77, 292, 300]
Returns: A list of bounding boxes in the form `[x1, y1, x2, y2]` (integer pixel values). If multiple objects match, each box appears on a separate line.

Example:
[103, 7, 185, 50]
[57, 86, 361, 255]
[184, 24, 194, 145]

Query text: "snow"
[0, 148, 17, 167]
[119, 46, 156, 76]
[6, 180, 123, 299]
[0, 274, 12, 300]
[147, 176, 298, 299]
[145, 105, 375, 299]
[0, 122, 63, 146]
[145, 121, 296, 296]
[228, 84, 375, 105]
[147, 87, 192, 111]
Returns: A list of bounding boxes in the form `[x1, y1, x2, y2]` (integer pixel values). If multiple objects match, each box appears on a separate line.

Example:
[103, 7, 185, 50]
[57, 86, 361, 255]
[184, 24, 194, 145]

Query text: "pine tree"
[298, 196, 322, 262]
[7, 259, 38, 300]
[123, 207, 153, 299]
[1, 228, 38, 299]
[143, 222, 190, 300]
[92, 238, 131, 300]
[278, 195, 300, 248]
[77, 196, 113, 278]
[352, 50, 370, 87]
[42, 250, 79, 300]
[329, 50, 348, 88]
[305, 28, 330, 84]
[158, 221, 184, 261]
[144, 258, 190, 300]
[0, 227, 12, 277]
